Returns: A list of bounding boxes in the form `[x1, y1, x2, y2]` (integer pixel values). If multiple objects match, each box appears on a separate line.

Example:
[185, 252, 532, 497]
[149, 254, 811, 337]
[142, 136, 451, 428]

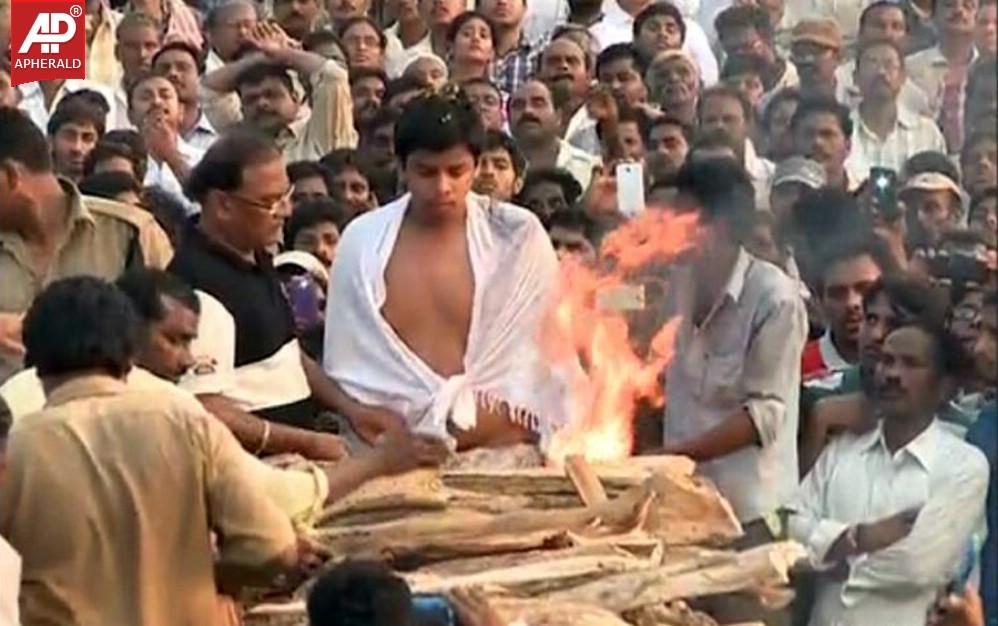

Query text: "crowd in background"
[0, 0, 995, 623]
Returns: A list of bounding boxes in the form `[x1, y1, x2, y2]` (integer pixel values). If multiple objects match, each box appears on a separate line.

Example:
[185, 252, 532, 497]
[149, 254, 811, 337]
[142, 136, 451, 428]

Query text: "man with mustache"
[509, 79, 600, 191]
[789, 320, 988, 626]
[538, 37, 598, 153]
[645, 50, 700, 126]
[844, 40, 946, 183]
[274, 0, 324, 41]
[791, 97, 857, 191]
[153, 42, 220, 152]
[350, 68, 387, 130]
[790, 19, 843, 99]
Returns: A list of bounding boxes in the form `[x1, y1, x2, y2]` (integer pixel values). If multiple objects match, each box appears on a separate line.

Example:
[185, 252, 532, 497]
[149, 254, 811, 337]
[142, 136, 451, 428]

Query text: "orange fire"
[543, 209, 699, 465]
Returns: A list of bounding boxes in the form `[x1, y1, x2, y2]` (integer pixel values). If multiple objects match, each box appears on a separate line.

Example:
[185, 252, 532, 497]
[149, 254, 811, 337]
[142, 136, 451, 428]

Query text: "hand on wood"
[374, 427, 451, 475]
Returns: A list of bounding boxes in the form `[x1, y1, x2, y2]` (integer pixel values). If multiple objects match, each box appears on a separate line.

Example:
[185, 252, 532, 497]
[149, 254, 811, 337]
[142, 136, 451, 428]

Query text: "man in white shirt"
[153, 42, 220, 152]
[715, 5, 799, 103]
[835, 1, 932, 115]
[845, 39, 946, 182]
[789, 321, 989, 626]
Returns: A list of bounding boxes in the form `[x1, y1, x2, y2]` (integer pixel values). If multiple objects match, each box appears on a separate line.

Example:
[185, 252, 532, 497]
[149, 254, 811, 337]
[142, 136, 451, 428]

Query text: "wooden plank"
[565, 454, 609, 507]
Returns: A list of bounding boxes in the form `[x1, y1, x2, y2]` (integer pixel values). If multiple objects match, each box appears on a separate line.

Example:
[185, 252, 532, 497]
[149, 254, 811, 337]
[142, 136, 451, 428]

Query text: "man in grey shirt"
[660, 158, 807, 625]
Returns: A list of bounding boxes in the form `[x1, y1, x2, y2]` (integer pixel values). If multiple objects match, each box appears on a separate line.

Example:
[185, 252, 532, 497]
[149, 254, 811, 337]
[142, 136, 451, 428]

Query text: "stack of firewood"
[244, 454, 805, 626]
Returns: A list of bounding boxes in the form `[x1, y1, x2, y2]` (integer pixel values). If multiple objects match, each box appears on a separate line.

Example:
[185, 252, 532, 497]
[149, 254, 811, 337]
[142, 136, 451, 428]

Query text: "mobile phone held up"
[412, 593, 456, 626]
[616, 161, 645, 219]
[869, 167, 900, 219]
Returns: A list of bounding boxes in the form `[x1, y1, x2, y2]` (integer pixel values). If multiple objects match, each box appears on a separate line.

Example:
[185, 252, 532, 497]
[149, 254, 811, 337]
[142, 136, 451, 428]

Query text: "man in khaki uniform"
[0, 107, 172, 382]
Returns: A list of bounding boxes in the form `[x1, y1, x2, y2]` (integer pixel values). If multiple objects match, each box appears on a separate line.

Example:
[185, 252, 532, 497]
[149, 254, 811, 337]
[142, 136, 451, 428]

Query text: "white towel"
[322, 193, 577, 448]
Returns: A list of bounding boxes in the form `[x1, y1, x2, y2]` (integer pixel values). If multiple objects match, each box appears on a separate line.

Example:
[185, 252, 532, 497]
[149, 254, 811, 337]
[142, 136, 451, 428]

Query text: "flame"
[543, 209, 699, 465]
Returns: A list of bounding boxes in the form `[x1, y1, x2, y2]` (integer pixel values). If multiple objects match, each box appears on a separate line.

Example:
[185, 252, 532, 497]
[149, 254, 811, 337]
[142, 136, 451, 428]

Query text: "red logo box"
[9, 0, 86, 86]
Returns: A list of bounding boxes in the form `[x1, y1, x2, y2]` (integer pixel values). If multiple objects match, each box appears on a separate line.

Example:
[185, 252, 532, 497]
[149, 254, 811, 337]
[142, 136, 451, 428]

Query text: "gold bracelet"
[254, 420, 272, 456]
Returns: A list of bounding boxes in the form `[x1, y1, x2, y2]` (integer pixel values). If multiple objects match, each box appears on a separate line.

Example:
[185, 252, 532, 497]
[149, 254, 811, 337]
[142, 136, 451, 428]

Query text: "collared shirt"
[566, 105, 599, 155]
[905, 45, 978, 120]
[556, 138, 602, 190]
[169, 227, 316, 428]
[788, 420, 989, 626]
[664, 247, 808, 522]
[835, 61, 932, 116]
[144, 137, 206, 215]
[0, 181, 173, 380]
[801, 330, 851, 380]
[18, 79, 127, 132]
[203, 60, 357, 161]
[491, 33, 546, 98]
[745, 139, 775, 211]
[845, 105, 946, 182]
[384, 24, 434, 78]
[0, 360, 331, 528]
[183, 109, 221, 152]
[591, 0, 719, 86]
[0, 375, 296, 626]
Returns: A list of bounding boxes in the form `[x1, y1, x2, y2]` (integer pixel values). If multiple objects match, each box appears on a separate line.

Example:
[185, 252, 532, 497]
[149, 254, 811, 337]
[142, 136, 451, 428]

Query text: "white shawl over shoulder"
[322, 193, 574, 446]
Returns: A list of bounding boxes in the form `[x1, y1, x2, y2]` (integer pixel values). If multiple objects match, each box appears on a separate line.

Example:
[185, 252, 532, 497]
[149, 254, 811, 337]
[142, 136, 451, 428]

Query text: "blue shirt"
[967, 402, 997, 626]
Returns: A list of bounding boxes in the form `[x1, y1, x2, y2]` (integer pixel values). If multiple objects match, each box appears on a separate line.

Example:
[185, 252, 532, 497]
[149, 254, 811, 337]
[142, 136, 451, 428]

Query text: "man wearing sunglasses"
[169, 131, 405, 460]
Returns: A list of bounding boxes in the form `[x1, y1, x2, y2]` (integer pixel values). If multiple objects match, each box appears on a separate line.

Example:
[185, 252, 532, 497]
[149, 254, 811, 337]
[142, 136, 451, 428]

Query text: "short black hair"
[903, 150, 961, 185]
[813, 234, 897, 295]
[970, 186, 997, 221]
[596, 101, 653, 143]
[186, 131, 282, 202]
[460, 76, 502, 96]
[61, 88, 111, 117]
[85, 131, 149, 180]
[23, 277, 140, 379]
[446, 11, 497, 45]
[350, 67, 389, 88]
[674, 158, 756, 223]
[892, 320, 965, 378]
[126, 71, 178, 110]
[962, 128, 998, 164]
[761, 87, 800, 131]
[320, 148, 368, 177]
[860, 0, 908, 32]
[790, 96, 853, 137]
[152, 40, 206, 74]
[338, 16, 387, 50]
[715, 5, 773, 43]
[307, 560, 413, 626]
[633, 3, 687, 43]
[0, 107, 54, 172]
[288, 160, 336, 191]
[116, 268, 200, 326]
[517, 167, 584, 207]
[862, 273, 949, 329]
[790, 187, 867, 257]
[855, 38, 905, 71]
[286, 198, 349, 244]
[646, 114, 695, 145]
[79, 171, 142, 200]
[548, 208, 597, 240]
[690, 127, 735, 153]
[385, 75, 430, 104]
[236, 62, 295, 97]
[394, 93, 486, 165]
[481, 130, 527, 177]
[141, 185, 190, 248]
[47, 97, 107, 138]
[699, 84, 754, 124]
[596, 43, 648, 77]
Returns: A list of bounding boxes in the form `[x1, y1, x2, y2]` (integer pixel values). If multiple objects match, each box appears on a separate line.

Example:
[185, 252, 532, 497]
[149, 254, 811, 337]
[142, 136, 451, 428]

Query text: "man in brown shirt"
[0, 107, 173, 382]
[0, 277, 300, 626]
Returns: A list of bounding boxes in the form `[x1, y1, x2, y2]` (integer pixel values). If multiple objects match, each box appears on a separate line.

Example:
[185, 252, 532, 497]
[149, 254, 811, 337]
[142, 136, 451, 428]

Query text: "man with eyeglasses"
[169, 131, 404, 460]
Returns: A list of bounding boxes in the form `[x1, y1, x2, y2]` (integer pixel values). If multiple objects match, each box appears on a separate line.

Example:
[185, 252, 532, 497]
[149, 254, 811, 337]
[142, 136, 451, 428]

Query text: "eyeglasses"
[227, 187, 294, 215]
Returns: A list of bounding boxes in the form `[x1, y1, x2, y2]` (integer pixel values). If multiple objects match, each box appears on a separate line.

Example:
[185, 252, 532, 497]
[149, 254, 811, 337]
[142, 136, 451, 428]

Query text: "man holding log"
[322, 91, 575, 454]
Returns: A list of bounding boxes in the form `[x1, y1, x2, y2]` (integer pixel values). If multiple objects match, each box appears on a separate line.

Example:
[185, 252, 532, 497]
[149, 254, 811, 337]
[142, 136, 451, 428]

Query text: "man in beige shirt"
[200, 22, 357, 161]
[0, 107, 173, 383]
[0, 276, 301, 626]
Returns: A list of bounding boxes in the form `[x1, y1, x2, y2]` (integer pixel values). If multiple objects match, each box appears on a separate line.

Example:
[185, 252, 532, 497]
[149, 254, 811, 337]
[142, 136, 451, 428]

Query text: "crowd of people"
[0, 0, 995, 623]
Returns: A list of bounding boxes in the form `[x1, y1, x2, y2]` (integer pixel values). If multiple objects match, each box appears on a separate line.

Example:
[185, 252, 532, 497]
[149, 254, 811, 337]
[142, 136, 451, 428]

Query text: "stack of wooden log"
[245, 454, 805, 626]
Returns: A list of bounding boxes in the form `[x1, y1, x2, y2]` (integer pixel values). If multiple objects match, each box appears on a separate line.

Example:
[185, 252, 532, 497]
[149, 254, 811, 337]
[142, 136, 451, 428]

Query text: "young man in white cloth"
[323, 92, 574, 455]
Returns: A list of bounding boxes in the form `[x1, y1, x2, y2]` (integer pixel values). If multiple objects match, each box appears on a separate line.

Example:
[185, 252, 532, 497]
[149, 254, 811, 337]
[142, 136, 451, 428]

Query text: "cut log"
[641, 471, 742, 546]
[566, 454, 609, 506]
[492, 598, 633, 626]
[543, 541, 807, 613]
[319, 469, 446, 525]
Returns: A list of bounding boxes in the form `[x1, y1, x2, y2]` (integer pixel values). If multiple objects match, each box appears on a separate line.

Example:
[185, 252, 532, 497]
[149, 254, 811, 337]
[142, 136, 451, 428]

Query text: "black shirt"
[169, 226, 318, 428]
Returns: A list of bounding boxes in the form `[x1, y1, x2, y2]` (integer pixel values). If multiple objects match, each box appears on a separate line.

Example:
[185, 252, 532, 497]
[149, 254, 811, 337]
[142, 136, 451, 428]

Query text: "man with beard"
[473, 130, 527, 202]
[698, 85, 775, 210]
[538, 37, 598, 154]
[844, 40, 945, 183]
[153, 42, 220, 152]
[645, 50, 700, 125]
[801, 239, 889, 381]
[791, 97, 857, 191]
[790, 19, 843, 99]
[789, 321, 988, 626]
[799, 274, 948, 473]
[274, 0, 324, 41]
[47, 98, 105, 184]
[509, 79, 600, 191]
[202, 22, 356, 161]
[350, 68, 388, 130]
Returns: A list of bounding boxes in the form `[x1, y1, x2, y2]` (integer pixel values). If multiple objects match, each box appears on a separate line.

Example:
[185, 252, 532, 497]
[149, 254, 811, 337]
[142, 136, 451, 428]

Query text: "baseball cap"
[792, 19, 844, 50]
[773, 157, 827, 189]
[274, 250, 330, 284]
[901, 172, 963, 199]
[649, 49, 700, 80]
